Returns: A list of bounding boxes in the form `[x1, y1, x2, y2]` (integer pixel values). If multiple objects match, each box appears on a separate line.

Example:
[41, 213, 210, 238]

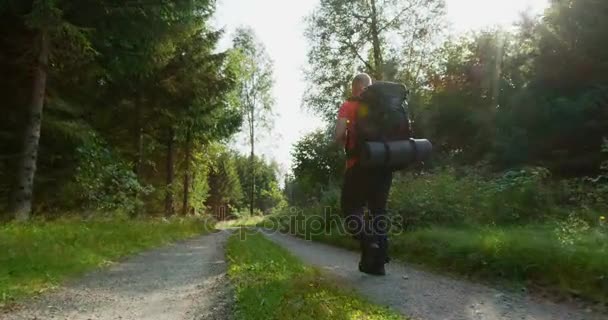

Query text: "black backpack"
[347, 81, 412, 162]
[358, 81, 412, 140]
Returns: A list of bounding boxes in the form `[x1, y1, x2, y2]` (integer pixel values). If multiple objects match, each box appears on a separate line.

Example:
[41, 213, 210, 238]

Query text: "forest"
[0, 0, 284, 221]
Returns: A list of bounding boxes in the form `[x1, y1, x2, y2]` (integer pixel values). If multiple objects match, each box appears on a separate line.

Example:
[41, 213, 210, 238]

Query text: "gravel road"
[2, 230, 234, 320]
[261, 229, 605, 320]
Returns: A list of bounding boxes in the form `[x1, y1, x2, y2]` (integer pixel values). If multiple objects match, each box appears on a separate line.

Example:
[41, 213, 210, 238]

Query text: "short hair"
[352, 73, 372, 87]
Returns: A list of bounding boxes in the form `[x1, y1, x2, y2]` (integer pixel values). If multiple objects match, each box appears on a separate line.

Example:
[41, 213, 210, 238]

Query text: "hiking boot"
[358, 238, 386, 276]
[358, 261, 386, 276]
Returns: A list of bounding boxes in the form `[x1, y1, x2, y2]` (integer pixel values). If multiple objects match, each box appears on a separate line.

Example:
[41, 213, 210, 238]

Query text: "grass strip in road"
[225, 229, 405, 320]
[215, 215, 266, 229]
[0, 216, 213, 307]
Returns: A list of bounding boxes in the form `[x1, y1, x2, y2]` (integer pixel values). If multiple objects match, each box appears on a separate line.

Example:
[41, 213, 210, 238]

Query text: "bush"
[260, 181, 288, 214]
[485, 167, 554, 224]
[65, 134, 152, 215]
[389, 168, 484, 228]
[287, 163, 607, 232]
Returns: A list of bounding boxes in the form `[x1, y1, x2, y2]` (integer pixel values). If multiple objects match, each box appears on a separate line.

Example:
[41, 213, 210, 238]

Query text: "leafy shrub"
[485, 167, 553, 224]
[290, 163, 606, 230]
[68, 134, 152, 214]
[260, 180, 287, 214]
[554, 212, 592, 246]
[388, 168, 486, 228]
[550, 139, 608, 222]
[319, 183, 340, 211]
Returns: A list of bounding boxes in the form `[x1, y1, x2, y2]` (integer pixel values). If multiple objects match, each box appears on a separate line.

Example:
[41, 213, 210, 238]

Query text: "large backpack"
[356, 81, 412, 142]
[347, 81, 414, 170]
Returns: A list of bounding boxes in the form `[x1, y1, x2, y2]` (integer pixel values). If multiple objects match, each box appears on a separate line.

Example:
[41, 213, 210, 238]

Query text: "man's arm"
[334, 117, 348, 145]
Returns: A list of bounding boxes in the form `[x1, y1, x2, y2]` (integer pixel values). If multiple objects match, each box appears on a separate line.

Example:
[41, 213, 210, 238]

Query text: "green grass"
[256, 214, 608, 304]
[0, 216, 213, 307]
[391, 225, 608, 302]
[225, 229, 405, 320]
[215, 215, 266, 229]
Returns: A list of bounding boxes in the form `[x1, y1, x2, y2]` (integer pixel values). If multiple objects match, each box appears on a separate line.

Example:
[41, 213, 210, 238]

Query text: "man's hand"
[334, 118, 348, 145]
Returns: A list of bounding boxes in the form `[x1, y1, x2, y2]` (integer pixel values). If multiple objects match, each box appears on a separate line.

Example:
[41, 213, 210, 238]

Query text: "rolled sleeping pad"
[386, 140, 416, 167]
[412, 139, 433, 162]
[361, 142, 387, 167]
[360, 139, 432, 169]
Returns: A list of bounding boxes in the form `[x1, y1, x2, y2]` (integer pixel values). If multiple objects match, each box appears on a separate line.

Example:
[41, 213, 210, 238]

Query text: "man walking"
[334, 73, 394, 276]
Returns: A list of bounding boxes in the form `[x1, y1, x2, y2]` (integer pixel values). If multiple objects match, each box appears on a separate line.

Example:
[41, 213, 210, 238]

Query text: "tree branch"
[339, 38, 374, 72]
[377, 2, 417, 34]
[352, 12, 372, 23]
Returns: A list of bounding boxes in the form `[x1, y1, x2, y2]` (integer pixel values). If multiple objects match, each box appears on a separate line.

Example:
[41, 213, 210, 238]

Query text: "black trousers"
[340, 164, 393, 248]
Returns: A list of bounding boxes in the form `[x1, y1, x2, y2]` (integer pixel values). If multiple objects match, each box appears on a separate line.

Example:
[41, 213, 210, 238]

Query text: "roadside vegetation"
[1, 0, 286, 309]
[275, 0, 608, 307]
[0, 216, 213, 308]
[260, 166, 608, 304]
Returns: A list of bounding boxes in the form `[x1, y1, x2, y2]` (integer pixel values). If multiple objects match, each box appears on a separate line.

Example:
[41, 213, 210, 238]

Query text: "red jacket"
[337, 99, 360, 169]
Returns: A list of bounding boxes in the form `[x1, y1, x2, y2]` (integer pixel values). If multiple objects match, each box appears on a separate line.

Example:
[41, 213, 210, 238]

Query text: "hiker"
[334, 73, 395, 276]
[335, 72, 428, 275]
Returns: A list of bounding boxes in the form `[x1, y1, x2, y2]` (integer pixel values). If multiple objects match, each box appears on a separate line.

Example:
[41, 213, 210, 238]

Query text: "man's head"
[352, 73, 372, 97]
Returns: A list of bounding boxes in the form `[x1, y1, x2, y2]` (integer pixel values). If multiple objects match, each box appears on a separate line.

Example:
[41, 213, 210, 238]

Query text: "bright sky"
[211, 0, 549, 179]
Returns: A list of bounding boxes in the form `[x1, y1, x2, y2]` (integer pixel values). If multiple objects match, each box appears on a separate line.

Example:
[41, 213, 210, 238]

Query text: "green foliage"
[1, 0, 252, 217]
[290, 164, 605, 230]
[290, 130, 344, 203]
[391, 225, 608, 303]
[387, 166, 607, 228]
[389, 169, 485, 227]
[188, 150, 213, 215]
[225, 230, 404, 320]
[206, 148, 244, 218]
[488, 167, 553, 223]
[554, 212, 592, 246]
[266, 211, 608, 304]
[260, 181, 288, 215]
[232, 26, 275, 142]
[303, 0, 446, 122]
[234, 154, 283, 214]
[0, 216, 212, 306]
[70, 134, 152, 214]
[281, 0, 608, 305]
[301, 0, 608, 172]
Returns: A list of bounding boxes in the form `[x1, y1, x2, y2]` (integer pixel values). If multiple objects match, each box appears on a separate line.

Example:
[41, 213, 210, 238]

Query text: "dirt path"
[261, 229, 604, 320]
[2, 230, 234, 320]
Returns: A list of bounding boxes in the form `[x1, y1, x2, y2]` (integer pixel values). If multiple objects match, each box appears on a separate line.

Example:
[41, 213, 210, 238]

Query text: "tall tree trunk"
[249, 109, 255, 216]
[164, 127, 175, 216]
[182, 127, 191, 216]
[249, 150, 255, 216]
[191, 170, 197, 215]
[10, 29, 49, 221]
[370, 0, 383, 80]
[132, 98, 144, 217]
